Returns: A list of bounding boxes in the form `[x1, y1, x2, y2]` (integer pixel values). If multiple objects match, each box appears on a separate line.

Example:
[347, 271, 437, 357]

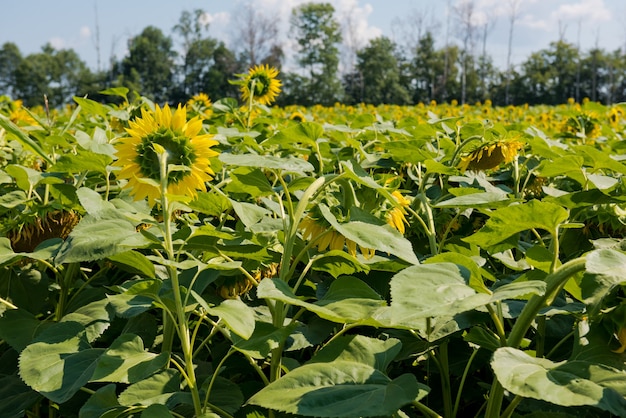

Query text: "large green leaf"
[262, 122, 322, 148]
[257, 276, 386, 326]
[0, 114, 52, 164]
[19, 322, 104, 403]
[117, 369, 186, 408]
[492, 347, 626, 415]
[51, 151, 112, 174]
[310, 335, 402, 371]
[224, 166, 274, 197]
[311, 250, 370, 278]
[319, 204, 419, 265]
[107, 250, 156, 278]
[247, 361, 427, 417]
[464, 200, 569, 251]
[192, 294, 256, 340]
[79, 384, 125, 418]
[219, 153, 314, 173]
[0, 309, 48, 351]
[232, 321, 296, 359]
[201, 376, 244, 415]
[383, 263, 490, 328]
[580, 249, 626, 313]
[0, 374, 41, 418]
[54, 216, 138, 264]
[91, 334, 168, 383]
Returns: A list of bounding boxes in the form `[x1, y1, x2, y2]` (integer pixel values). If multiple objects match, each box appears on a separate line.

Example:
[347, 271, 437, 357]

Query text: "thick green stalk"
[158, 151, 202, 416]
[485, 256, 587, 418]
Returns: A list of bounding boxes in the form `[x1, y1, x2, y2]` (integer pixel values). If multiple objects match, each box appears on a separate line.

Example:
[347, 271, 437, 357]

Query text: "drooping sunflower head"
[240, 64, 282, 106]
[299, 215, 375, 259]
[385, 191, 411, 235]
[458, 139, 524, 173]
[113, 104, 219, 206]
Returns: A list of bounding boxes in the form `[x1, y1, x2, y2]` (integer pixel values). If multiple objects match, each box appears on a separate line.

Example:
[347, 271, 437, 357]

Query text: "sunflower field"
[1, 66, 626, 418]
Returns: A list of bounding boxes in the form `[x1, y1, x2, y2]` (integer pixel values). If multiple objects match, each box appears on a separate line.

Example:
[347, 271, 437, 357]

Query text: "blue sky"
[1, 0, 624, 72]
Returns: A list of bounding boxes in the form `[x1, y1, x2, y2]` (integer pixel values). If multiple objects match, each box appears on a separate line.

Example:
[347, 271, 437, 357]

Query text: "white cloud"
[48, 37, 66, 49]
[80, 26, 91, 39]
[200, 11, 231, 26]
[552, 0, 611, 22]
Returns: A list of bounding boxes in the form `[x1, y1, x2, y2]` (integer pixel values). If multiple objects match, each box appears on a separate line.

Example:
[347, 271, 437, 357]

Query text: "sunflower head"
[385, 191, 410, 235]
[187, 93, 212, 119]
[300, 216, 375, 259]
[240, 64, 282, 106]
[113, 104, 219, 206]
[458, 139, 524, 172]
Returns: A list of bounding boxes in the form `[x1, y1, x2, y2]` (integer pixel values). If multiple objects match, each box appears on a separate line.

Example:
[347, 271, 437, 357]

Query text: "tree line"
[1, 1, 626, 109]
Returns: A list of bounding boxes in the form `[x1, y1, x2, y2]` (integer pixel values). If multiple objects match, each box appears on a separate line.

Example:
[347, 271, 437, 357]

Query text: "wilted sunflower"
[300, 216, 375, 259]
[458, 140, 524, 172]
[386, 191, 410, 234]
[240, 64, 282, 106]
[113, 104, 219, 206]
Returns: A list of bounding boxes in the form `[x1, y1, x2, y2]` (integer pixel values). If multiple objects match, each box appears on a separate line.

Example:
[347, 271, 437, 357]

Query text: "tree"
[13, 44, 89, 107]
[290, 2, 343, 105]
[346, 36, 409, 105]
[0, 42, 23, 98]
[516, 41, 579, 104]
[504, 0, 522, 104]
[233, 2, 281, 68]
[121, 26, 176, 102]
[172, 9, 210, 98]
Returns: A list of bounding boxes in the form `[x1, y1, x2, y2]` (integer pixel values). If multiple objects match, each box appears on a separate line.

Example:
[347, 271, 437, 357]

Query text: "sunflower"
[458, 140, 524, 172]
[113, 104, 219, 206]
[240, 64, 282, 106]
[187, 93, 212, 119]
[300, 216, 375, 259]
[386, 191, 410, 234]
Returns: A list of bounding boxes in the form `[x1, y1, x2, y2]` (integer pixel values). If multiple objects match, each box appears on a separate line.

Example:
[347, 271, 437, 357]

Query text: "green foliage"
[2, 75, 626, 418]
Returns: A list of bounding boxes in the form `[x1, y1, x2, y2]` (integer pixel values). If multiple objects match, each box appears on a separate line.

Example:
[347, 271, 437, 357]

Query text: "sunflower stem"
[158, 150, 203, 416]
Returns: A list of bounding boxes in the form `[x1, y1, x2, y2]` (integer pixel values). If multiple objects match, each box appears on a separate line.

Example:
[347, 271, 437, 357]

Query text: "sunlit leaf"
[247, 361, 428, 417]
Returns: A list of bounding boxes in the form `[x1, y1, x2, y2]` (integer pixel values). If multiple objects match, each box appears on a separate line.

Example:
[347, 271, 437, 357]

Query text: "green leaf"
[384, 263, 490, 328]
[200, 376, 244, 415]
[492, 347, 626, 415]
[0, 309, 47, 351]
[141, 404, 175, 417]
[490, 280, 546, 302]
[107, 251, 156, 278]
[581, 249, 626, 311]
[19, 322, 104, 403]
[247, 361, 428, 417]
[60, 298, 113, 343]
[311, 250, 370, 278]
[464, 200, 569, 251]
[319, 204, 419, 265]
[220, 153, 314, 173]
[193, 295, 255, 340]
[79, 384, 124, 418]
[0, 114, 52, 164]
[424, 252, 488, 293]
[224, 166, 273, 197]
[230, 199, 271, 227]
[0, 237, 22, 267]
[257, 277, 386, 326]
[55, 216, 138, 264]
[51, 150, 112, 174]
[263, 122, 322, 148]
[0, 374, 41, 418]
[188, 191, 231, 217]
[5, 164, 43, 191]
[311, 335, 402, 371]
[91, 334, 168, 383]
[232, 321, 295, 359]
[118, 369, 184, 408]
[535, 155, 584, 177]
[435, 192, 510, 208]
